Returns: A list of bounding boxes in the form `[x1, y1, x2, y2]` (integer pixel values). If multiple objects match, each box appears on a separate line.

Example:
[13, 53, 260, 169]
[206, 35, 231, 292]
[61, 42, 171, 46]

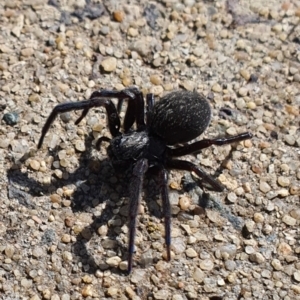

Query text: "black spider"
[38, 86, 252, 273]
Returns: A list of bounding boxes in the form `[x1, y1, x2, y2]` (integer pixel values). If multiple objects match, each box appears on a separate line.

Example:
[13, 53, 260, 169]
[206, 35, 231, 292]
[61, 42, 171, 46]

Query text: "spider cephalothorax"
[38, 86, 252, 273]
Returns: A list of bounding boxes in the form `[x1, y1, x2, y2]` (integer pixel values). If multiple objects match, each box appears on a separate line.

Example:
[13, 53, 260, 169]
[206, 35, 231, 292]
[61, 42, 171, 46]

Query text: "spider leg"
[167, 132, 253, 157]
[117, 99, 124, 113]
[87, 87, 146, 132]
[123, 100, 136, 133]
[158, 167, 171, 261]
[38, 98, 120, 148]
[95, 136, 111, 150]
[146, 93, 155, 125]
[128, 158, 148, 273]
[166, 159, 224, 192]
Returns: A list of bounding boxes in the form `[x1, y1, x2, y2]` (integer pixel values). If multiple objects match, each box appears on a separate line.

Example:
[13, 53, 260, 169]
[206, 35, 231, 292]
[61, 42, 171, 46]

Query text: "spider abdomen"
[150, 90, 211, 145]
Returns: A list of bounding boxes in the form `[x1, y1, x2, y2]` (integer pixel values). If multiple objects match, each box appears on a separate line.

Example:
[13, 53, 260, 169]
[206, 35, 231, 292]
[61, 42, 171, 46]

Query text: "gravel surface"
[1, 0, 300, 299]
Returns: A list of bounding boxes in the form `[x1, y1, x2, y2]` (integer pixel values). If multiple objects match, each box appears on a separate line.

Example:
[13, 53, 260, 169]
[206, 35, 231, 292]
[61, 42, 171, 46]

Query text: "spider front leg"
[38, 98, 120, 148]
[127, 158, 148, 273]
[85, 87, 146, 133]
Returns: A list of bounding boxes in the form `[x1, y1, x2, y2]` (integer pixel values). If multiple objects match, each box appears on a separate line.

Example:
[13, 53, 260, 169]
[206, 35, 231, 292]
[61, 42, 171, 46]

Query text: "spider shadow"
[89, 137, 246, 272]
[6, 133, 163, 275]
[6, 129, 242, 274]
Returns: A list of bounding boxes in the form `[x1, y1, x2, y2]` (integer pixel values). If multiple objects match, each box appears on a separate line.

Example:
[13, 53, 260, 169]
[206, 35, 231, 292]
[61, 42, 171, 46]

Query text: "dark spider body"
[108, 130, 164, 167]
[109, 90, 211, 168]
[38, 87, 252, 273]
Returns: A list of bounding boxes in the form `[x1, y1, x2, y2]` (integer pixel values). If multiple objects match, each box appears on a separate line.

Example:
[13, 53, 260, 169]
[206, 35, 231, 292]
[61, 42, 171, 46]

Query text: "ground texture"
[0, 0, 300, 299]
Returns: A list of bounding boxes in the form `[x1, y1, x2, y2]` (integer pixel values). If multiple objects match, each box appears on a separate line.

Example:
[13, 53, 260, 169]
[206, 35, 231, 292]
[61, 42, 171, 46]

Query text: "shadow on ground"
[6, 133, 166, 274]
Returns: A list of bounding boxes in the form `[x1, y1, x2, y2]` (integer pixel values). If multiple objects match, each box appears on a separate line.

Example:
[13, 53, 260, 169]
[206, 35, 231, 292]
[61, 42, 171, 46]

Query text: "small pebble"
[100, 26, 110, 35]
[3, 112, 19, 125]
[107, 287, 118, 297]
[290, 185, 300, 195]
[227, 273, 236, 283]
[284, 135, 295, 145]
[238, 87, 247, 96]
[53, 169, 63, 179]
[244, 220, 255, 233]
[247, 101, 256, 109]
[182, 80, 195, 91]
[63, 188, 75, 197]
[5, 245, 15, 258]
[82, 275, 93, 283]
[227, 192, 237, 203]
[290, 208, 300, 220]
[277, 189, 289, 197]
[245, 246, 255, 254]
[259, 181, 271, 193]
[277, 176, 290, 187]
[236, 39, 246, 49]
[113, 11, 125, 22]
[42, 290, 51, 299]
[249, 252, 265, 264]
[211, 83, 222, 93]
[179, 196, 190, 211]
[127, 27, 139, 37]
[28, 93, 40, 103]
[101, 57, 117, 72]
[62, 251, 72, 262]
[262, 224, 272, 234]
[186, 248, 197, 258]
[32, 246, 44, 258]
[60, 158, 69, 168]
[192, 267, 205, 283]
[282, 215, 296, 226]
[240, 69, 250, 80]
[106, 256, 121, 267]
[21, 278, 33, 288]
[224, 260, 236, 271]
[21, 47, 34, 57]
[271, 259, 283, 270]
[150, 85, 164, 96]
[219, 244, 237, 258]
[81, 285, 93, 297]
[119, 261, 128, 271]
[226, 127, 237, 135]
[291, 285, 300, 294]
[277, 242, 292, 256]
[217, 278, 225, 286]
[153, 290, 169, 300]
[199, 259, 214, 270]
[50, 194, 61, 203]
[253, 212, 264, 223]
[60, 112, 71, 123]
[125, 286, 135, 298]
[130, 269, 146, 283]
[61, 234, 71, 243]
[294, 272, 300, 283]
[206, 210, 219, 223]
